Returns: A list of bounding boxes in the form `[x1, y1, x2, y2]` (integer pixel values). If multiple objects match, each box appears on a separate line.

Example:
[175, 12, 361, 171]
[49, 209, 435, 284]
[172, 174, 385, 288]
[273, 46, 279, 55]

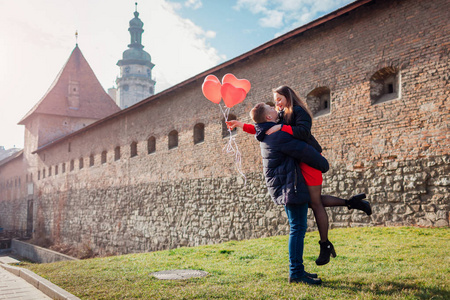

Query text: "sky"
[0, 0, 353, 149]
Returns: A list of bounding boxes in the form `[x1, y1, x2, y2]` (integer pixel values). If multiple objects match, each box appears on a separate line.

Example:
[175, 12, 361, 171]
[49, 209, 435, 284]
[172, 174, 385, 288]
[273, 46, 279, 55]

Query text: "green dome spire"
[128, 3, 144, 49]
[117, 2, 153, 67]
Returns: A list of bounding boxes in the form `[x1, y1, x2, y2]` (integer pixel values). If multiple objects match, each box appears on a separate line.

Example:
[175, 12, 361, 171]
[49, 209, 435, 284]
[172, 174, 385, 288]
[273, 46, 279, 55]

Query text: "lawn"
[22, 227, 449, 299]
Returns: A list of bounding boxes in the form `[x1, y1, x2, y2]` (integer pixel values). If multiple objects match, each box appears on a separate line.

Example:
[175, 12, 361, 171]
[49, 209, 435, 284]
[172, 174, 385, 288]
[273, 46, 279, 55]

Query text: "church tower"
[116, 4, 155, 109]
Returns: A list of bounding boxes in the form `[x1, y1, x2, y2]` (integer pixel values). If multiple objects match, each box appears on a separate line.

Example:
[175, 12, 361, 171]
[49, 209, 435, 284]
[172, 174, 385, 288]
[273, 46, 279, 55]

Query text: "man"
[250, 102, 329, 285]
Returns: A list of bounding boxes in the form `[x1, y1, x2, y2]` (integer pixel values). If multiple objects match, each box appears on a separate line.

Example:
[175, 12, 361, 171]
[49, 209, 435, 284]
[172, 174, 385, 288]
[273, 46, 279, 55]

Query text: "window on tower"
[148, 136, 156, 154]
[115, 146, 121, 161]
[130, 142, 138, 157]
[101, 151, 107, 164]
[168, 130, 178, 149]
[194, 123, 205, 144]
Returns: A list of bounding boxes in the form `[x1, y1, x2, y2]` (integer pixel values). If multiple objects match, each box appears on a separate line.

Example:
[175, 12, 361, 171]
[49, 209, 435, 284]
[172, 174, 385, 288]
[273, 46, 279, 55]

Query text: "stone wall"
[36, 173, 282, 255]
[32, 155, 448, 256]
[0, 154, 30, 233]
[321, 156, 449, 229]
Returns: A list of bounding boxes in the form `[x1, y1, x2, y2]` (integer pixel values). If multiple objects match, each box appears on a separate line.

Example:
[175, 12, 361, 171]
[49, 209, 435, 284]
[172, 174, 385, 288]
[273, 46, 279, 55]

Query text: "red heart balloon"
[221, 83, 247, 108]
[205, 74, 220, 83]
[222, 73, 251, 93]
[202, 80, 222, 104]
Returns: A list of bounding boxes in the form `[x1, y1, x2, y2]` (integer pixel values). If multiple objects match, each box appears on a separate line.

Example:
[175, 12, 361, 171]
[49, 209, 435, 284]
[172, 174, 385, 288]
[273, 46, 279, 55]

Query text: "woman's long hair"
[273, 86, 313, 124]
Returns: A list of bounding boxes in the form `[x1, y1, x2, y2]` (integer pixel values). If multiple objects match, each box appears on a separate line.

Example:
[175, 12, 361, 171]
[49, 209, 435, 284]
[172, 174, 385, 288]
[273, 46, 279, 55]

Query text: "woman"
[227, 85, 372, 265]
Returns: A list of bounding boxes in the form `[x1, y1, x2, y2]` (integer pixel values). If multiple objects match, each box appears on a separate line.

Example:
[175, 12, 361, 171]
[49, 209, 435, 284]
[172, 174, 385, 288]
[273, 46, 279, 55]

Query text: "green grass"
[22, 227, 449, 299]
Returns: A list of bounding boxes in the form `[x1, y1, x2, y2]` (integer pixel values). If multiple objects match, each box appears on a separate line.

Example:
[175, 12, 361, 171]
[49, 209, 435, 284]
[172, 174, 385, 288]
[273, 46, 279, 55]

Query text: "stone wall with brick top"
[36, 173, 289, 255]
[0, 0, 448, 256]
[319, 156, 449, 230]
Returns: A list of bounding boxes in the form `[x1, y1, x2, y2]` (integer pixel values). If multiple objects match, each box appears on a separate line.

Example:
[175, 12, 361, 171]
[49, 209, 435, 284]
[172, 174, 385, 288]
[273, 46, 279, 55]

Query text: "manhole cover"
[151, 269, 209, 280]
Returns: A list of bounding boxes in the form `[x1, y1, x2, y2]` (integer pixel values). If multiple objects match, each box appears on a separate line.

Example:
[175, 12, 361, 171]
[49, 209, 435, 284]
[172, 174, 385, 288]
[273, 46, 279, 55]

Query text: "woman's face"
[273, 92, 287, 111]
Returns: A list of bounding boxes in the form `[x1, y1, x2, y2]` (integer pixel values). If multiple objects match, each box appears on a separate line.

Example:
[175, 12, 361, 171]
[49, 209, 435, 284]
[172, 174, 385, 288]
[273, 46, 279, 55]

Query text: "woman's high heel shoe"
[316, 240, 336, 266]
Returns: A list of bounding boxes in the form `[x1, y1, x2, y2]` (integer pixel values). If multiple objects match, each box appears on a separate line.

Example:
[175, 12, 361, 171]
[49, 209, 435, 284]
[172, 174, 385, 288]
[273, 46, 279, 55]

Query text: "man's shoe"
[304, 271, 318, 279]
[347, 193, 372, 216]
[289, 272, 318, 280]
[289, 275, 322, 285]
[315, 240, 336, 266]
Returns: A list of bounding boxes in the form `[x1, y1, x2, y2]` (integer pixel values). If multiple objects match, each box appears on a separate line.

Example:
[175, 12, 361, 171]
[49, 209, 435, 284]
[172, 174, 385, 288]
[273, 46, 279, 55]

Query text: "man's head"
[250, 102, 278, 123]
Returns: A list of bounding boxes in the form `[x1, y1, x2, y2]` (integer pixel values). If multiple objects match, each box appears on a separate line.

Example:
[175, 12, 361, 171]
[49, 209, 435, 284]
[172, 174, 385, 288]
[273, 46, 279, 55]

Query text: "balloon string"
[219, 105, 247, 185]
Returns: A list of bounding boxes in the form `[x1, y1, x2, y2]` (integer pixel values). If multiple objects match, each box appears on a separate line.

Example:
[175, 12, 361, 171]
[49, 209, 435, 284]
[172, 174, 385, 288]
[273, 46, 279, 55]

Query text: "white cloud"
[147, 0, 222, 91]
[235, 0, 354, 33]
[168, 1, 183, 10]
[184, 0, 202, 10]
[259, 10, 284, 28]
[234, 0, 284, 29]
[205, 30, 216, 39]
[234, 0, 269, 14]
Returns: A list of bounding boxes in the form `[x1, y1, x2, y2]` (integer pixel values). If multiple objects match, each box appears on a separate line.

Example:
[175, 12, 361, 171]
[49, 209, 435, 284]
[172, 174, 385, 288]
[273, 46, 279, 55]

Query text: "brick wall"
[0, 155, 29, 234]
[0, 0, 448, 255]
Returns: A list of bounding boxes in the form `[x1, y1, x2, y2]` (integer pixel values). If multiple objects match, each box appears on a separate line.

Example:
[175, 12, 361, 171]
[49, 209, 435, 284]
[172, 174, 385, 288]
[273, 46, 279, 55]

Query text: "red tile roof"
[19, 46, 120, 125]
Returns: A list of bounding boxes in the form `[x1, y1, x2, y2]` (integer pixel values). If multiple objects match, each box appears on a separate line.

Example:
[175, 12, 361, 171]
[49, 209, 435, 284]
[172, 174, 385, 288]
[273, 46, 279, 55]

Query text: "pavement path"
[0, 264, 51, 300]
[0, 254, 80, 300]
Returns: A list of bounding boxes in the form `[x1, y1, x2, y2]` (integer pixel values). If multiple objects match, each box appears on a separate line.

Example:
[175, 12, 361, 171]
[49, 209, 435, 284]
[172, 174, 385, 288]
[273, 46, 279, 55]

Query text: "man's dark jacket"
[255, 122, 329, 205]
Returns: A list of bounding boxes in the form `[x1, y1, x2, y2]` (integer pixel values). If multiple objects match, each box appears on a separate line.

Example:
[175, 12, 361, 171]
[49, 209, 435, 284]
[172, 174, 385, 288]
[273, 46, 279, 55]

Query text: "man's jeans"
[284, 202, 308, 279]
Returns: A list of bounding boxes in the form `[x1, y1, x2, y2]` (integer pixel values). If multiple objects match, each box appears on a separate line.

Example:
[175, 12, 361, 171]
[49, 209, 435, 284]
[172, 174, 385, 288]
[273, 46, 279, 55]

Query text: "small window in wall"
[194, 123, 205, 144]
[42, 169, 46, 178]
[89, 155, 94, 167]
[306, 87, 331, 117]
[70, 160, 74, 171]
[101, 151, 107, 164]
[38, 171, 41, 180]
[115, 146, 121, 161]
[62, 163, 66, 173]
[48, 166, 52, 176]
[370, 67, 400, 104]
[55, 165, 59, 175]
[148, 136, 156, 154]
[79, 157, 84, 169]
[222, 114, 237, 138]
[68, 143, 71, 152]
[130, 142, 138, 157]
[168, 130, 178, 149]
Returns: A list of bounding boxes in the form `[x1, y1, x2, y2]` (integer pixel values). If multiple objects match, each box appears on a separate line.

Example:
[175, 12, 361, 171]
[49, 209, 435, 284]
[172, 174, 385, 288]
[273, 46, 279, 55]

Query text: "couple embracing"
[227, 86, 372, 285]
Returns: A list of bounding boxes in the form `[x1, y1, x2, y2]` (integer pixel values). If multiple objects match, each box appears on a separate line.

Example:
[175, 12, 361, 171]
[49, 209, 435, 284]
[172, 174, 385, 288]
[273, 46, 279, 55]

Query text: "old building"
[0, 45, 119, 237]
[0, 0, 448, 256]
[115, 7, 156, 109]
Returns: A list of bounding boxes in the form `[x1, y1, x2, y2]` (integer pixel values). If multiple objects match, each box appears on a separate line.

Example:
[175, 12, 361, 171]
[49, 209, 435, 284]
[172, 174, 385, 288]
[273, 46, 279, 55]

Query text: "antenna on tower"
[75, 30, 78, 46]
[135, 2, 138, 12]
